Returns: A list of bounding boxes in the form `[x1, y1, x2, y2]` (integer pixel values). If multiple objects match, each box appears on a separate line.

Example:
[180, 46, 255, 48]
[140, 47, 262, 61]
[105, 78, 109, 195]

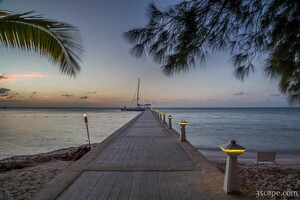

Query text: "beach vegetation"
[123, 0, 300, 103]
[0, 10, 83, 76]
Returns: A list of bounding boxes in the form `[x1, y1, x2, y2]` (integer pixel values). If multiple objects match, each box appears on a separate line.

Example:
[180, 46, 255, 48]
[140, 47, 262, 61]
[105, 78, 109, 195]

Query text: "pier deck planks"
[36, 109, 247, 200]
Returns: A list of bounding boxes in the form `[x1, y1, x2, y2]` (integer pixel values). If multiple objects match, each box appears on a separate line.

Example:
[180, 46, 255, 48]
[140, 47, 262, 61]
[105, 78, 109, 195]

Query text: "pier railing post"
[179, 120, 188, 141]
[163, 113, 166, 123]
[220, 140, 246, 193]
[168, 115, 172, 129]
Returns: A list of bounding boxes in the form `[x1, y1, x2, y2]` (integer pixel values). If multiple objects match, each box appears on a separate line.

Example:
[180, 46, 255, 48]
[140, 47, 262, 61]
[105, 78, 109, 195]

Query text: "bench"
[253, 151, 277, 166]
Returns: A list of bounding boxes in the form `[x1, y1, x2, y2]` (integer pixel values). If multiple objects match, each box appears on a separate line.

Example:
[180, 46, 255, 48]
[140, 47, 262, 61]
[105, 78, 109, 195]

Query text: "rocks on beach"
[0, 144, 93, 172]
[0, 144, 96, 200]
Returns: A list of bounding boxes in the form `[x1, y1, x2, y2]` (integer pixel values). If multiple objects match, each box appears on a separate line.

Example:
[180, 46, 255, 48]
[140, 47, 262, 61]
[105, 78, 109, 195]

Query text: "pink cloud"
[0, 72, 48, 82]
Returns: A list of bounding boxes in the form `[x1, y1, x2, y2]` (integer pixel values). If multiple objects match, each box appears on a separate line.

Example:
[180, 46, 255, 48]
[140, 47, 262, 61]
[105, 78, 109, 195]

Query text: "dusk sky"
[0, 0, 288, 107]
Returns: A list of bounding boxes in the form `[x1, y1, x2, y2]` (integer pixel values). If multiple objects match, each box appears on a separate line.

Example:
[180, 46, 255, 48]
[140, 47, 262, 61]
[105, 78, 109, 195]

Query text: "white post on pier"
[168, 115, 173, 129]
[220, 140, 246, 193]
[179, 120, 188, 141]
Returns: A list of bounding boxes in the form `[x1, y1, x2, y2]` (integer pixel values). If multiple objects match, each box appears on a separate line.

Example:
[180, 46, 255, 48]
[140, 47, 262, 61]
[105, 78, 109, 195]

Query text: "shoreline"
[0, 144, 98, 200]
[1, 145, 299, 200]
[0, 144, 98, 172]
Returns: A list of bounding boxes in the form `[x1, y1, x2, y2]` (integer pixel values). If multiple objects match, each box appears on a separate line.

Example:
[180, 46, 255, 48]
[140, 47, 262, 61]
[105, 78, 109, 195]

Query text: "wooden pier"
[34, 109, 247, 200]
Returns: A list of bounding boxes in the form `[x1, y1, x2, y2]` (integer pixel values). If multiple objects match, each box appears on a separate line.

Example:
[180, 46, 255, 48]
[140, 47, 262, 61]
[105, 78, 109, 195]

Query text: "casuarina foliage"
[123, 0, 300, 103]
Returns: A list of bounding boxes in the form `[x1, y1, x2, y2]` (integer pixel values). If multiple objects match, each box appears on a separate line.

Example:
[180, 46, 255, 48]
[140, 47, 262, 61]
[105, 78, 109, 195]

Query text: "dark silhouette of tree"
[0, 10, 83, 76]
[123, 0, 300, 103]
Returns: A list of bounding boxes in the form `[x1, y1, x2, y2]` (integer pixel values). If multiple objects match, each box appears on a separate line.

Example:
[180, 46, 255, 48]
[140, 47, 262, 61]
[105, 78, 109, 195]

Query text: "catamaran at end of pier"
[121, 78, 151, 111]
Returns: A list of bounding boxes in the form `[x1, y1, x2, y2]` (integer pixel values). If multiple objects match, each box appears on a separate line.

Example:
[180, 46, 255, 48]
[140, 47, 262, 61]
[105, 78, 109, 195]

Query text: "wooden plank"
[162, 139, 172, 165]
[157, 172, 170, 200]
[164, 142, 176, 166]
[58, 171, 96, 200]
[129, 138, 140, 167]
[172, 141, 195, 166]
[169, 142, 186, 166]
[96, 172, 118, 200]
[142, 139, 150, 167]
[140, 171, 151, 200]
[174, 172, 193, 200]
[92, 142, 114, 165]
[154, 139, 163, 166]
[189, 172, 211, 200]
[183, 172, 208, 200]
[165, 172, 181, 200]
[129, 171, 142, 200]
[118, 172, 135, 200]
[150, 172, 160, 200]
[148, 138, 156, 166]
[116, 136, 131, 166]
[106, 172, 127, 200]
[86, 172, 110, 200]
[110, 137, 127, 165]
[136, 138, 144, 166]
[74, 172, 102, 200]
[122, 138, 134, 166]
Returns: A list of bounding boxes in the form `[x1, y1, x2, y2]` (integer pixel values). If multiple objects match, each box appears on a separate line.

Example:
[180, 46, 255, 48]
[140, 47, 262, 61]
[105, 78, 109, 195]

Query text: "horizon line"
[1, 106, 298, 109]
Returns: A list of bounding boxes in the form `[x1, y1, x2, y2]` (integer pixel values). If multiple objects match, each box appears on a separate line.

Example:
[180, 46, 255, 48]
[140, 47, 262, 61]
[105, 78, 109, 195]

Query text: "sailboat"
[121, 78, 150, 111]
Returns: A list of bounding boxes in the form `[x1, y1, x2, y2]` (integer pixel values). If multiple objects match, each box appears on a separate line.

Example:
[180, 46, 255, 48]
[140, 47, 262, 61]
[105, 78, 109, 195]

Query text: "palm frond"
[0, 10, 83, 76]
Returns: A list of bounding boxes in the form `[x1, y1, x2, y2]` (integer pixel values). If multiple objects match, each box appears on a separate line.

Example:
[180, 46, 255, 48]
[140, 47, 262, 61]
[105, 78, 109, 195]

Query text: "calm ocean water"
[0, 108, 138, 160]
[160, 108, 300, 162]
[1, 107, 300, 161]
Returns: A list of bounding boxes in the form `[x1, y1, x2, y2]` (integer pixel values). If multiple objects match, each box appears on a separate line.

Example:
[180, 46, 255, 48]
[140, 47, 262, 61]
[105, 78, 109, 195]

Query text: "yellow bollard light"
[178, 120, 188, 141]
[220, 140, 246, 193]
[168, 115, 173, 129]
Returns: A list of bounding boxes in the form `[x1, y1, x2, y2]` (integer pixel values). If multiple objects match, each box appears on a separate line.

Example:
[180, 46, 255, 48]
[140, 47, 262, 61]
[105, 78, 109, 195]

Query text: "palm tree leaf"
[0, 10, 83, 76]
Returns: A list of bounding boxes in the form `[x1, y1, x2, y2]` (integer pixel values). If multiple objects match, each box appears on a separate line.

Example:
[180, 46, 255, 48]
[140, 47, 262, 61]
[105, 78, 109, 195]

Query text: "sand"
[0, 147, 299, 200]
[0, 144, 96, 200]
[214, 162, 300, 200]
[0, 160, 74, 200]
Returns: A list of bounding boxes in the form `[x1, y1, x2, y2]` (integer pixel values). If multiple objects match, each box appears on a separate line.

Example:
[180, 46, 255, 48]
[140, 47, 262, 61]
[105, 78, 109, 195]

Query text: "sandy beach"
[213, 162, 300, 200]
[0, 145, 299, 200]
[0, 144, 96, 200]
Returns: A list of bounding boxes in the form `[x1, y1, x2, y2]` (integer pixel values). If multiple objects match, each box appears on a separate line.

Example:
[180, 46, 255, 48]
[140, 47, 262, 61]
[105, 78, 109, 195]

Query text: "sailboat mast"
[137, 78, 140, 107]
